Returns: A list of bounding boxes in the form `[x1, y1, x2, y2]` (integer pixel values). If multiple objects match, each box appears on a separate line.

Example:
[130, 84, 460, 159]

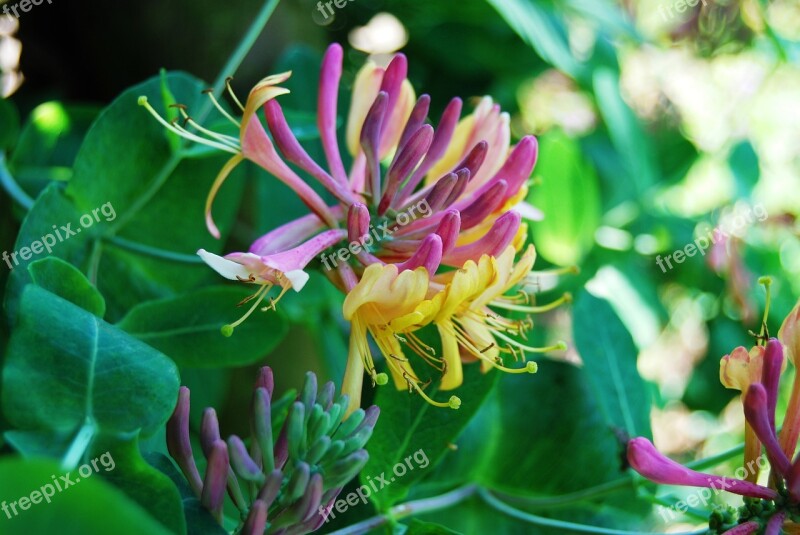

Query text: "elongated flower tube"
[628, 437, 777, 500]
[630, 299, 800, 534]
[780, 299, 800, 457]
[141, 42, 566, 413]
[167, 367, 378, 535]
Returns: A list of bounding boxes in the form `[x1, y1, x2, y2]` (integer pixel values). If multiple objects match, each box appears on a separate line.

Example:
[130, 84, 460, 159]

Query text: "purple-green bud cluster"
[167, 367, 379, 534]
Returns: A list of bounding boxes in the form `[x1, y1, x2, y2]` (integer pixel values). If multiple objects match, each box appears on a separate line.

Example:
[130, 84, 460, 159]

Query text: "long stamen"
[404, 375, 461, 409]
[172, 106, 241, 148]
[222, 284, 270, 337]
[138, 97, 240, 154]
[201, 89, 241, 127]
[491, 330, 568, 354]
[225, 77, 246, 112]
[490, 292, 572, 313]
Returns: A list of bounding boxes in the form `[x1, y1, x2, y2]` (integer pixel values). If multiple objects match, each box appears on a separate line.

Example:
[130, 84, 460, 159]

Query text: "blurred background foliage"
[0, 0, 799, 533]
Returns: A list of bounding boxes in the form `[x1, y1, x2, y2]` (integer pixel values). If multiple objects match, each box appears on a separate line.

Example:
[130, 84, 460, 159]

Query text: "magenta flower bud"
[361, 91, 389, 198]
[347, 203, 371, 244]
[297, 473, 324, 523]
[248, 213, 327, 256]
[377, 54, 408, 144]
[241, 498, 268, 535]
[254, 366, 275, 399]
[228, 435, 265, 483]
[744, 383, 791, 476]
[423, 172, 458, 212]
[167, 386, 204, 497]
[458, 179, 508, 230]
[379, 124, 434, 215]
[487, 135, 538, 198]
[264, 99, 353, 204]
[396, 234, 442, 275]
[765, 511, 786, 535]
[762, 338, 785, 431]
[722, 522, 760, 535]
[627, 437, 777, 500]
[355, 406, 380, 434]
[399, 97, 464, 200]
[200, 407, 221, 458]
[443, 168, 471, 208]
[318, 43, 348, 185]
[395, 95, 431, 155]
[444, 211, 521, 267]
[273, 425, 289, 470]
[455, 140, 489, 182]
[257, 469, 284, 508]
[201, 439, 230, 521]
[434, 210, 461, 255]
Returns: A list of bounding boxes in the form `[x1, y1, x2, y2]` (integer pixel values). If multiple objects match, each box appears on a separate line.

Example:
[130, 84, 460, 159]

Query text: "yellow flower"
[342, 263, 456, 414]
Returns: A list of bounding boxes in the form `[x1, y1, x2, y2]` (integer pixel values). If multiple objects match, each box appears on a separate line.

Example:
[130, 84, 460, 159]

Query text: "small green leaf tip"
[221, 325, 234, 337]
[526, 361, 538, 373]
[448, 396, 461, 409]
[137, 96, 148, 106]
[375, 373, 388, 386]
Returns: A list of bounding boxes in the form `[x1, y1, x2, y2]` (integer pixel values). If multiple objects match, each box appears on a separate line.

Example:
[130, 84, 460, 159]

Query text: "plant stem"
[478, 487, 707, 535]
[105, 236, 203, 264]
[326, 484, 478, 535]
[0, 153, 34, 210]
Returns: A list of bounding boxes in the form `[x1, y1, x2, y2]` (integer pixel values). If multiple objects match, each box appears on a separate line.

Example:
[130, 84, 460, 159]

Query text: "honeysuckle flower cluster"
[167, 367, 378, 535]
[140, 43, 570, 414]
[627, 290, 800, 535]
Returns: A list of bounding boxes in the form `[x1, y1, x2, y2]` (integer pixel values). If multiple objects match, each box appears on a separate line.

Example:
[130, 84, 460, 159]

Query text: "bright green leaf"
[116, 286, 289, 368]
[28, 257, 106, 317]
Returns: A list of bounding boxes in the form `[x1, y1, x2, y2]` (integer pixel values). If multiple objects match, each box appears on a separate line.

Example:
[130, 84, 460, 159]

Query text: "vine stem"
[326, 484, 479, 535]
[0, 153, 34, 210]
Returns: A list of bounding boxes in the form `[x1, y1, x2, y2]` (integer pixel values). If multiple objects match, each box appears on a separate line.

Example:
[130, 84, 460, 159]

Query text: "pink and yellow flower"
[140, 43, 568, 413]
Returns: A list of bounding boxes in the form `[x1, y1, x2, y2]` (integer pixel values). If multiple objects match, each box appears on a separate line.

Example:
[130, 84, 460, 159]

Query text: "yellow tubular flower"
[342, 264, 454, 414]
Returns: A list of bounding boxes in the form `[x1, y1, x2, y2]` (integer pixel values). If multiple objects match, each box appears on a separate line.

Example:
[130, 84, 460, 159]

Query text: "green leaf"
[572, 290, 652, 440]
[116, 286, 289, 368]
[421, 362, 646, 531]
[528, 130, 601, 266]
[486, 0, 582, 79]
[364, 363, 499, 511]
[0, 457, 172, 535]
[5, 72, 247, 322]
[2, 284, 180, 436]
[89, 434, 186, 535]
[0, 97, 20, 150]
[28, 257, 106, 317]
[593, 68, 657, 195]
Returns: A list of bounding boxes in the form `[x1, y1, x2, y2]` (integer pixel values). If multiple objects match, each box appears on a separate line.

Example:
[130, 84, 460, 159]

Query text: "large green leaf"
[2, 284, 179, 436]
[28, 257, 106, 317]
[572, 290, 652, 440]
[364, 362, 500, 511]
[417, 361, 645, 532]
[528, 130, 601, 266]
[117, 286, 289, 368]
[89, 434, 186, 535]
[4, 72, 247, 321]
[0, 457, 172, 535]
